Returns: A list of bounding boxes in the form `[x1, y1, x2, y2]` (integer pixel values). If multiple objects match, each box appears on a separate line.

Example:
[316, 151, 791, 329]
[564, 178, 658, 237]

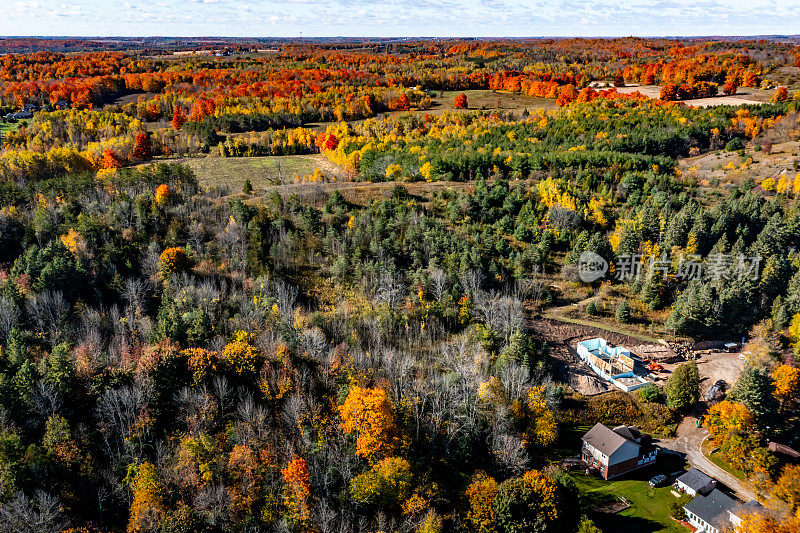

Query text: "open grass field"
[613, 84, 768, 106]
[678, 140, 800, 189]
[571, 453, 691, 533]
[301, 89, 559, 131]
[164, 153, 475, 206]
[0, 121, 19, 137]
[167, 154, 332, 191]
[431, 89, 558, 114]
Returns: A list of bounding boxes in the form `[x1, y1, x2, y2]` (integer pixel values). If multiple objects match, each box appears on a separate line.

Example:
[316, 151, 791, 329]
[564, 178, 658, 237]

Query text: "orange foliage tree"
[453, 93, 468, 109]
[101, 148, 123, 169]
[172, 105, 187, 130]
[395, 93, 411, 111]
[556, 85, 577, 106]
[466, 471, 498, 533]
[723, 81, 738, 95]
[339, 386, 400, 461]
[282, 457, 312, 528]
[154, 183, 170, 205]
[773, 86, 789, 103]
[159, 247, 191, 275]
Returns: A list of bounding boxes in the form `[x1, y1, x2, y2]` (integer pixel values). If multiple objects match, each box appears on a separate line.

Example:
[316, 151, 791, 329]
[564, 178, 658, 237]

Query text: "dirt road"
[660, 416, 759, 502]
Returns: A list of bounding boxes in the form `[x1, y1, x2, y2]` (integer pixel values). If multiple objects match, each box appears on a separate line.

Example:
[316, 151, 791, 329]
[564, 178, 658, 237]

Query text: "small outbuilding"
[675, 467, 716, 497]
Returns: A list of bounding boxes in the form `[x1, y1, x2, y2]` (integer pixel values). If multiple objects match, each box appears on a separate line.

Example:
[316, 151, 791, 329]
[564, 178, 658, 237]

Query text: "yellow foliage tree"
[704, 400, 754, 447]
[773, 464, 800, 512]
[773, 364, 800, 411]
[349, 456, 413, 505]
[222, 331, 263, 376]
[126, 462, 165, 533]
[339, 386, 400, 461]
[735, 509, 800, 533]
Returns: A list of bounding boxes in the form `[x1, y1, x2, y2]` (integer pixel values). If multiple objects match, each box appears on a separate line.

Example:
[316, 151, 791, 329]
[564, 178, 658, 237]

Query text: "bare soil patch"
[528, 318, 672, 395]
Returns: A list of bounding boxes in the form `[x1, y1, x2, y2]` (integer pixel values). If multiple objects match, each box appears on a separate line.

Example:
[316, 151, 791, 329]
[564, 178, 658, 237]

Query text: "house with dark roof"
[675, 467, 716, 497]
[581, 423, 658, 479]
[683, 488, 763, 533]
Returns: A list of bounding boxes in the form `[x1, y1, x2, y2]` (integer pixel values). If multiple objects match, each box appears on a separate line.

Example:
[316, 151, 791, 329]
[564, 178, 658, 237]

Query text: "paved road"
[659, 416, 759, 502]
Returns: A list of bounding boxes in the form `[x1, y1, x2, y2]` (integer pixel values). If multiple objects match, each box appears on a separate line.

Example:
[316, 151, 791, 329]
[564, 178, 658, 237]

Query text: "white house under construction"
[576, 338, 649, 392]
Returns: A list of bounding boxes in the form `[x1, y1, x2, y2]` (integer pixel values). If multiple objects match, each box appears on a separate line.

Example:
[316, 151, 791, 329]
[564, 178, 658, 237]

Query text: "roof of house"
[768, 441, 800, 459]
[676, 468, 715, 491]
[612, 425, 642, 443]
[582, 423, 634, 456]
[684, 489, 738, 529]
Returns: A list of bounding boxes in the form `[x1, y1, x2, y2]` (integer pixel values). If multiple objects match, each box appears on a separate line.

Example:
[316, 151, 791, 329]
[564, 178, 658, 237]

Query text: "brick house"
[581, 423, 658, 479]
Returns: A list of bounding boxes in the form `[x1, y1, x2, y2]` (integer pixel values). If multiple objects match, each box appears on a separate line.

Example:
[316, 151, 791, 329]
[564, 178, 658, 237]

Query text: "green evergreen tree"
[616, 300, 631, 323]
[730, 366, 779, 422]
[665, 361, 700, 410]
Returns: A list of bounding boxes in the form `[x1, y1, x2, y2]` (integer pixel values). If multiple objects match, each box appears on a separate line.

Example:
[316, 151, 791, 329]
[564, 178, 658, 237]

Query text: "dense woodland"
[1, 38, 800, 532]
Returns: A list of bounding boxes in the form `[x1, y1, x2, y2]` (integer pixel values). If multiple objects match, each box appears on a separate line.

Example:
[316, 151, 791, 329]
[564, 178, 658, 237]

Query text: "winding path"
[659, 416, 759, 502]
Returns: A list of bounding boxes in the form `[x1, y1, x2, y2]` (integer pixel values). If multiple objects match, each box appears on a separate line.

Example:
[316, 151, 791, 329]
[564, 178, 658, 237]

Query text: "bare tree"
[374, 270, 405, 310]
[460, 269, 483, 297]
[429, 268, 448, 302]
[26, 291, 67, 341]
[96, 382, 152, 459]
[272, 279, 299, 317]
[31, 382, 62, 420]
[0, 296, 20, 342]
[0, 491, 67, 533]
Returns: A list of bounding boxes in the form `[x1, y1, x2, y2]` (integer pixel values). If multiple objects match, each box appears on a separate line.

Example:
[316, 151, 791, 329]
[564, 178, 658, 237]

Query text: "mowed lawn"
[571, 453, 690, 533]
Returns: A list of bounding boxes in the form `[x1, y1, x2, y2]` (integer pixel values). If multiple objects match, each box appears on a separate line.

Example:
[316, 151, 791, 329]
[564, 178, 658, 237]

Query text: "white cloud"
[0, 0, 797, 37]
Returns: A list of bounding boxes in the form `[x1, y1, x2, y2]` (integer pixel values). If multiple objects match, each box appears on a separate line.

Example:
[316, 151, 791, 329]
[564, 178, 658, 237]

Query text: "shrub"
[637, 383, 660, 403]
[725, 137, 744, 151]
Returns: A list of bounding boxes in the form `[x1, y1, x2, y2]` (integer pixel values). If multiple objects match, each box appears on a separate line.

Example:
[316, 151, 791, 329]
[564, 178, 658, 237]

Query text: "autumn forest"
[1, 35, 800, 533]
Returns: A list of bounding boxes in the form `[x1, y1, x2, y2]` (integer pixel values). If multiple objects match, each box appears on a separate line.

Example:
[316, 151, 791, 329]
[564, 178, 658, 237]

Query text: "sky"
[0, 0, 798, 38]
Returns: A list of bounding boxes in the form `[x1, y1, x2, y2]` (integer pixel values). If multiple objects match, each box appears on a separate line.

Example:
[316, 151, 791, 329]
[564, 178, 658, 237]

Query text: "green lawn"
[0, 121, 19, 137]
[571, 453, 691, 533]
[709, 451, 747, 481]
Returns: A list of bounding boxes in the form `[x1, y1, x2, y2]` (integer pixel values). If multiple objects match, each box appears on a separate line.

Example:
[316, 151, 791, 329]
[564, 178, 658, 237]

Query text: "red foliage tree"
[453, 93, 468, 109]
[132, 133, 153, 161]
[774, 86, 789, 103]
[723, 81, 738, 96]
[395, 93, 411, 111]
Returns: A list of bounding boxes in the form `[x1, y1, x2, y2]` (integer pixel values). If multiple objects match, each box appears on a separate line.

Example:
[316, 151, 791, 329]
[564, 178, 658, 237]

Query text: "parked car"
[704, 380, 727, 402]
[648, 474, 668, 487]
